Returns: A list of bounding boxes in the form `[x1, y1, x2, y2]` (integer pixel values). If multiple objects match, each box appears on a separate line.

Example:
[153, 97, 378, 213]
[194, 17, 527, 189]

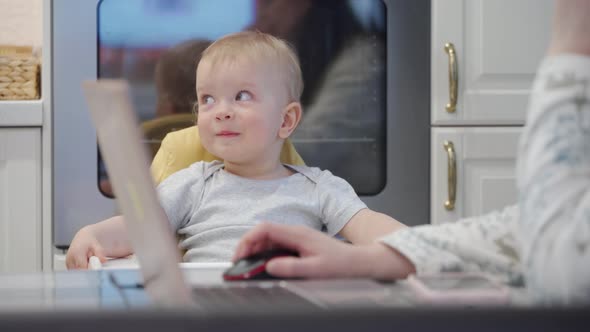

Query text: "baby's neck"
[223, 161, 293, 180]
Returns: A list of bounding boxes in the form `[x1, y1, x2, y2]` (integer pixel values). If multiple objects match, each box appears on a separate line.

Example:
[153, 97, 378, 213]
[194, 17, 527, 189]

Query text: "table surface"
[0, 263, 534, 311]
[0, 267, 587, 332]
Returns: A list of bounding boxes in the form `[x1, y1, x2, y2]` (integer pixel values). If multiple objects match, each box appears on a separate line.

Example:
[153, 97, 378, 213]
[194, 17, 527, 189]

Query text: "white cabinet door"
[431, 127, 522, 224]
[431, 0, 553, 125]
[0, 128, 41, 272]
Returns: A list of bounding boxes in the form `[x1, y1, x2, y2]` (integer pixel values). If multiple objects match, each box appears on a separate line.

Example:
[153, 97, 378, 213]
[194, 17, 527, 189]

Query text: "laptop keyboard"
[191, 284, 318, 312]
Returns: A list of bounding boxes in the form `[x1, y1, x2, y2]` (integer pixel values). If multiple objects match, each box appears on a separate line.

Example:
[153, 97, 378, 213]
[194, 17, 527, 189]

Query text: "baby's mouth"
[217, 131, 240, 137]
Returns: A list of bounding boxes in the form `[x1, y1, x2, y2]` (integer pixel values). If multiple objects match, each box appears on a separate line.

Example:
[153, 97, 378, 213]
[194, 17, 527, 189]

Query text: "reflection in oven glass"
[98, 0, 386, 197]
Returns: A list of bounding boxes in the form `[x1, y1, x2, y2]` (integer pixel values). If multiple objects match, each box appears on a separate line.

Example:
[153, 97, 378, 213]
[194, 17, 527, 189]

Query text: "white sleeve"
[379, 205, 522, 285]
[516, 55, 590, 304]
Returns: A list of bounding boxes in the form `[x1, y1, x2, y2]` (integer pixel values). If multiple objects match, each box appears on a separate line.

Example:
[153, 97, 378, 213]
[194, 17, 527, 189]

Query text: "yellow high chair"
[148, 120, 305, 184]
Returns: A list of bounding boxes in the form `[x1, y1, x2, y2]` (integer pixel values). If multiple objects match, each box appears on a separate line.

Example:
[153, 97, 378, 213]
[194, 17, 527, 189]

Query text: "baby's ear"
[278, 102, 302, 139]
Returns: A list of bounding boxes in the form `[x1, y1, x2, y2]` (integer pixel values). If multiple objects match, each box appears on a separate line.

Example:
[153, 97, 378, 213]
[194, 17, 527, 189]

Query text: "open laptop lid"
[82, 79, 193, 307]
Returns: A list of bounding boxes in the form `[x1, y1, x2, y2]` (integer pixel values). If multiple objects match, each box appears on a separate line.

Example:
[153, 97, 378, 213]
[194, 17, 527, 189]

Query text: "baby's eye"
[236, 91, 252, 101]
[201, 95, 215, 105]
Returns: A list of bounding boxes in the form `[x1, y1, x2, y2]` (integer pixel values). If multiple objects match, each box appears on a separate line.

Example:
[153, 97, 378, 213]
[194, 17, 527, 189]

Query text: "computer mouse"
[223, 248, 299, 281]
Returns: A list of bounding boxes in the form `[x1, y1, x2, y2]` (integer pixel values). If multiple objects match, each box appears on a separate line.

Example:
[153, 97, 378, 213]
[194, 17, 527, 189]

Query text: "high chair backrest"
[150, 125, 305, 185]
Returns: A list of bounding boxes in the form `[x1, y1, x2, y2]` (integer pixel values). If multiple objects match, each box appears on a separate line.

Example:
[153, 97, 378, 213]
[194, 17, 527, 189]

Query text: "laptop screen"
[82, 79, 193, 307]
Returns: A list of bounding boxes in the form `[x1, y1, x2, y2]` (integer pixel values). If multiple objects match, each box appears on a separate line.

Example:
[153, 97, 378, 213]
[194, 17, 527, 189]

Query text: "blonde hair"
[200, 31, 304, 103]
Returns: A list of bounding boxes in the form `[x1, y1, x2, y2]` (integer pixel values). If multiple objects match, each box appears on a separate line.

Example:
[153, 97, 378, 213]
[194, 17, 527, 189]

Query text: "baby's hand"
[65, 226, 107, 270]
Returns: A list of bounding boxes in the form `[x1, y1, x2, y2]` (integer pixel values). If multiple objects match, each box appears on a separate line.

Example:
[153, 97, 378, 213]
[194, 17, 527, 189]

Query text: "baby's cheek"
[197, 123, 214, 144]
[197, 116, 213, 132]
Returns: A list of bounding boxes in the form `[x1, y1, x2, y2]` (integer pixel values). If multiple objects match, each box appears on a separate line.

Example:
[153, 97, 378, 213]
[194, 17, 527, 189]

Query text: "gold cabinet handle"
[443, 140, 456, 211]
[444, 43, 458, 113]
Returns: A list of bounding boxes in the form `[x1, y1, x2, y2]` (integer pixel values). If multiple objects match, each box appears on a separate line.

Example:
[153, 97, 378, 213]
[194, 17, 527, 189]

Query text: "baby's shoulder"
[164, 160, 223, 186]
[287, 164, 339, 184]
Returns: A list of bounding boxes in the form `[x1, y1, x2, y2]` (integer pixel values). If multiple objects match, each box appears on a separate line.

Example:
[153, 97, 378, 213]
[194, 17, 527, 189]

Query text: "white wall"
[0, 0, 42, 48]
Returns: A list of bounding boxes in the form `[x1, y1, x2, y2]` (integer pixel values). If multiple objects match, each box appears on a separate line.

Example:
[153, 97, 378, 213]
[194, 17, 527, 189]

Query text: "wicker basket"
[0, 46, 40, 100]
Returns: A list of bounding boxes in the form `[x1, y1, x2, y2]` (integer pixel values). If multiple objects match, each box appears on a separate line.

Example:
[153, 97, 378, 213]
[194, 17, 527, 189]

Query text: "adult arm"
[233, 205, 521, 282]
[516, 0, 590, 304]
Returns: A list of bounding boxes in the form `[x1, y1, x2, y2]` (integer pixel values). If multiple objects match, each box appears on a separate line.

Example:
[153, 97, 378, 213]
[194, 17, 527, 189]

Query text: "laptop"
[81, 79, 403, 311]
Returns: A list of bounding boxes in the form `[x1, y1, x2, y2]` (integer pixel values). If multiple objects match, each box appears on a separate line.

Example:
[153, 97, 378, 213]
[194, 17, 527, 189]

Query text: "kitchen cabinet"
[430, 0, 552, 223]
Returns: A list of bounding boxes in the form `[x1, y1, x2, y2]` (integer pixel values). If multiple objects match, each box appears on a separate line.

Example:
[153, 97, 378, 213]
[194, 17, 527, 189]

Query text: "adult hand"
[233, 223, 415, 280]
[548, 0, 590, 56]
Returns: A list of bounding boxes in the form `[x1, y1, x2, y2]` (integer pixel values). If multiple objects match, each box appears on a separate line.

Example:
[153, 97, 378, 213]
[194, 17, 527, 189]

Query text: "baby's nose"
[215, 106, 234, 120]
[216, 113, 232, 120]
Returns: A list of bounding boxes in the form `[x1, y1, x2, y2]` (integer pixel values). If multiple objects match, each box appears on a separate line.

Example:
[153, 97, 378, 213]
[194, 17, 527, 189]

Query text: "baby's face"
[195, 57, 288, 164]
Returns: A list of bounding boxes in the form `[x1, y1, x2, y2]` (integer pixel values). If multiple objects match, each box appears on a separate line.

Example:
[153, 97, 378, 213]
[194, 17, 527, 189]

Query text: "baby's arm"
[338, 208, 406, 245]
[65, 215, 133, 269]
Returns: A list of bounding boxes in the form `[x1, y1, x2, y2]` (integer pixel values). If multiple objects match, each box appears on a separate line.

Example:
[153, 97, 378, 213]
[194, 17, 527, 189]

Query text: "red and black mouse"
[223, 248, 299, 281]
